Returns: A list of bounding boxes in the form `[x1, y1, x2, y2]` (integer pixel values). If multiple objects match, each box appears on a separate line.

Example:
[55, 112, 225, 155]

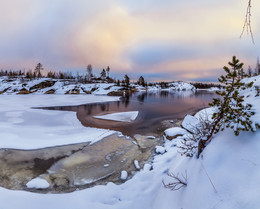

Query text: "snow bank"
[93, 111, 139, 122]
[0, 95, 119, 149]
[152, 75, 260, 209]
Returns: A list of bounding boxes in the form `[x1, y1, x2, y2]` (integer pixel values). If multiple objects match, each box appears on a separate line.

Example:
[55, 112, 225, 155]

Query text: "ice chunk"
[93, 111, 139, 122]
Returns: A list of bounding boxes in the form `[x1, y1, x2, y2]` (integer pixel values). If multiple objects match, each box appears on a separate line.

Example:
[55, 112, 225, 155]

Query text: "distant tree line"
[191, 83, 222, 89]
[2, 57, 260, 87]
[0, 63, 135, 88]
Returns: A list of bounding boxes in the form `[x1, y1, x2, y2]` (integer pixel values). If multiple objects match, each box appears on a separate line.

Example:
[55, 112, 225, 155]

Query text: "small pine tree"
[248, 66, 252, 77]
[197, 56, 255, 157]
[106, 66, 110, 78]
[256, 57, 260, 75]
[100, 69, 106, 80]
[86, 64, 93, 82]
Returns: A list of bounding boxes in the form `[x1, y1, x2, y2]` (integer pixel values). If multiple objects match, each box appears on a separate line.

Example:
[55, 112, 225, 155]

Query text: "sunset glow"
[0, 0, 260, 81]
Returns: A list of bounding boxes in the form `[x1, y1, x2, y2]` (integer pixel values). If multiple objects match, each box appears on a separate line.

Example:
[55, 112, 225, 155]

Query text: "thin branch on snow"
[162, 170, 187, 191]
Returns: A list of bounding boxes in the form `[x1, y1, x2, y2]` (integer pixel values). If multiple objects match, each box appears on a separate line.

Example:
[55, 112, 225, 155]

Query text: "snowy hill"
[153, 75, 260, 209]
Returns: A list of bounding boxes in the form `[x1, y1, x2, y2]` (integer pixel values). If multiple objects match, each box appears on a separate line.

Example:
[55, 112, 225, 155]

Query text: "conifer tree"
[124, 74, 130, 89]
[196, 56, 255, 157]
[100, 69, 106, 80]
[34, 63, 43, 78]
[106, 66, 110, 78]
[138, 76, 145, 87]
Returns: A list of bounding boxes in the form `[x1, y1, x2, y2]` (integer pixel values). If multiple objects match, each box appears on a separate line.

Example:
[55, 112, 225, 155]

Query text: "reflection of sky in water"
[42, 91, 218, 135]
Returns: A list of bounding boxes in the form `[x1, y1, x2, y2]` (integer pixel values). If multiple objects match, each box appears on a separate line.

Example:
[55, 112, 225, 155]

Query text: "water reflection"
[40, 90, 217, 136]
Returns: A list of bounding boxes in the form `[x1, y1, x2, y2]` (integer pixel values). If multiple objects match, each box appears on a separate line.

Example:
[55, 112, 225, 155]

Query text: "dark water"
[40, 90, 217, 136]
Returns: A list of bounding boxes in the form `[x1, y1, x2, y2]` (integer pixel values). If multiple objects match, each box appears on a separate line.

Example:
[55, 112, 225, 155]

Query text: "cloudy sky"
[0, 0, 259, 81]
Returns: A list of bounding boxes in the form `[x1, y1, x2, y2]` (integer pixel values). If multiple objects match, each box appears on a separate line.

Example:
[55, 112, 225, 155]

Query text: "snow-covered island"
[0, 75, 260, 209]
[0, 76, 195, 96]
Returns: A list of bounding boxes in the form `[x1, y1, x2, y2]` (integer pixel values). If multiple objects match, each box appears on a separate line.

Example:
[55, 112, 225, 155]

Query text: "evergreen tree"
[248, 66, 252, 77]
[138, 76, 145, 87]
[124, 74, 130, 89]
[34, 63, 43, 78]
[197, 56, 255, 157]
[255, 57, 260, 75]
[86, 64, 93, 82]
[106, 66, 110, 78]
[100, 69, 106, 80]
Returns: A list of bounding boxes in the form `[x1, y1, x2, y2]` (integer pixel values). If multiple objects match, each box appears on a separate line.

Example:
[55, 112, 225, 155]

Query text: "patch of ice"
[93, 111, 139, 122]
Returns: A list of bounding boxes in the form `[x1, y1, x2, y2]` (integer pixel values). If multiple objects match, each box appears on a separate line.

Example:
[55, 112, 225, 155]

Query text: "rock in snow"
[120, 170, 128, 180]
[26, 177, 50, 189]
[134, 160, 140, 170]
[143, 164, 152, 171]
[164, 127, 187, 140]
[181, 114, 200, 133]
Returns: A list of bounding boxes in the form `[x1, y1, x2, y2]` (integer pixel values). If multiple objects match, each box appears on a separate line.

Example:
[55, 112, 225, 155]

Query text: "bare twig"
[240, 0, 255, 44]
[163, 170, 188, 191]
[178, 113, 214, 157]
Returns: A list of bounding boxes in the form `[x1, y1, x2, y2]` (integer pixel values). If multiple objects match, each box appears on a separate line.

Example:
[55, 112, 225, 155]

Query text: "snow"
[194, 107, 217, 122]
[120, 171, 128, 180]
[143, 164, 152, 171]
[0, 95, 119, 149]
[26, 177, 50, 189]
[181, 114, 200, 132]
[169, 81, 195, 91]
[93, 111, 139, 122]
[155, 146, 166, 154]
[164, 127, 187, 138]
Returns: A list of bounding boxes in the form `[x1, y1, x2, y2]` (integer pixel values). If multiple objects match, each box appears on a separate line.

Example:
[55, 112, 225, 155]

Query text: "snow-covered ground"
[1, 76, 260, 209]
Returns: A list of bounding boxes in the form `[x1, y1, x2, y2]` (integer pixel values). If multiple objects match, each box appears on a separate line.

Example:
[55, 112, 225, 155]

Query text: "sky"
[0, 0, 260, 82]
